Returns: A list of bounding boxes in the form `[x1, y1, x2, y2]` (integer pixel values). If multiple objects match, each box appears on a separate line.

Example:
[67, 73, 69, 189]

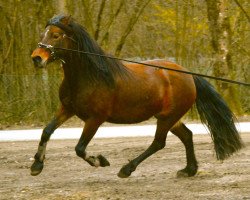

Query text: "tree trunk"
[94, 0, 107, 40]
[206, 0, 242, 113]
[100, 0, 125, 46]
[56, 0, 67, 14]
[233, 0, 250, 23]
[175, 0, 180, 62]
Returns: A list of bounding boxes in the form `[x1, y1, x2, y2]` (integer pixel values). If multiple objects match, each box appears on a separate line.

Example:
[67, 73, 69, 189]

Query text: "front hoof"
[117, 164, 135, 178]
[97, 155, 110, 167]
[30, 160, 44, 176]
[117, 168, 130, 178]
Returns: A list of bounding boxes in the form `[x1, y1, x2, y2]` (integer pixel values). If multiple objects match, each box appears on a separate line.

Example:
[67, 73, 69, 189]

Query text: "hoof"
[30, 160, 44, 176]
[117, 164, 136, 178]
[177, 166, 197, 178]
[177, 169, 189, 178]
[117, 169, 130, 178]
[97, 155, 110, 167]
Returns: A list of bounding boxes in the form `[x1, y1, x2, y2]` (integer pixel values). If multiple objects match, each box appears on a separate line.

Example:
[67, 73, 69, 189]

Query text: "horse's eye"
[53, 33, 60, 39]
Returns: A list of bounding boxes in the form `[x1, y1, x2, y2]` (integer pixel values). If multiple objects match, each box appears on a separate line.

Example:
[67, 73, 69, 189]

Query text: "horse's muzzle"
[32, 56, 44, 68]
[31, 48, 50, 68]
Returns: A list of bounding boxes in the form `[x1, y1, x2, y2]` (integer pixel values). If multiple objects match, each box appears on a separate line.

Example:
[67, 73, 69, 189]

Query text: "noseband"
[37, 42, 58, 61]
[37, 31, 77, 63]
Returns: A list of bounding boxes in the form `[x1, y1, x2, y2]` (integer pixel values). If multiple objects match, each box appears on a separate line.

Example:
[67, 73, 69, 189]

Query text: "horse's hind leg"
[30, 106, 73, 176]
[170, 122, 198, 177]
[118, 117, 176, 178]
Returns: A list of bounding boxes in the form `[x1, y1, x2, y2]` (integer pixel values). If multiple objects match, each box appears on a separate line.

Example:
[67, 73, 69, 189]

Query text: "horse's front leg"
[75, 118, 110, 167]
[30, 106, 73, 176]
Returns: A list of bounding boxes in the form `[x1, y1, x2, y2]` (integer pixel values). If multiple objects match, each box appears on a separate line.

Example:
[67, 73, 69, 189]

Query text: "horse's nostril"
[32, 56, 43, 67]
[32, 56, 42, 64]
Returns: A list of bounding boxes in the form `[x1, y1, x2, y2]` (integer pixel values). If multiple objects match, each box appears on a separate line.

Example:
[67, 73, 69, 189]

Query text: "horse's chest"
[61, 86, 113, 120]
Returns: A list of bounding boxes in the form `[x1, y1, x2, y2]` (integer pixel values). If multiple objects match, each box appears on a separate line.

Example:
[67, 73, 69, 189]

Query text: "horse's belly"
[107, 114, 153, 124]
[107, 115, 151, 124]
[107, 102, 162, 124]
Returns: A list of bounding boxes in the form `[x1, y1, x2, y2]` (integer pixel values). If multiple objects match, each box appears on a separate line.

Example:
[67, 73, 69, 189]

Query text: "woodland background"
[0, 0, 249, 127]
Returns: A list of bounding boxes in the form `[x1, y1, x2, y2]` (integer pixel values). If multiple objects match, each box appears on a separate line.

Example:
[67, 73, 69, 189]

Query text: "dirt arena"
[0, 133, 249, 200]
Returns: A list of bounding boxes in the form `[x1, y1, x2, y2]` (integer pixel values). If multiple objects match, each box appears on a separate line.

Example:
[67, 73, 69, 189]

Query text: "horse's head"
[31, 15, 75, 68]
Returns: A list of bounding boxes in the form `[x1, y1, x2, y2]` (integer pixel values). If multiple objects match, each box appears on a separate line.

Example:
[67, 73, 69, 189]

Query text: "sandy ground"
[0, 133, 249, 200]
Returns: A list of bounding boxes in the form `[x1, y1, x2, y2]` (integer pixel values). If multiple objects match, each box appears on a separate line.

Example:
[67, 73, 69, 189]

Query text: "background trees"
[0, 0, 249, 126]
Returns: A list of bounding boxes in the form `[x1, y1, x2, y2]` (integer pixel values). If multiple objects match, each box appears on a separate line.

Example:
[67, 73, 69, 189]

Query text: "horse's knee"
[75, 146, 85, 158]
[41, 132, 51, 143]
[40, 126, 54, 143]
[40, 120, 57, 143]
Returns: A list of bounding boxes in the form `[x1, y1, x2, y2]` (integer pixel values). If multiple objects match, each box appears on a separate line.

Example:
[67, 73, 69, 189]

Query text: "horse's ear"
[61, 15, 72, 26]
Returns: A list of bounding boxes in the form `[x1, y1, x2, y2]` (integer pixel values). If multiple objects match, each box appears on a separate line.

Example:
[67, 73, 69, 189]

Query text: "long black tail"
[194, 76, 244, 160]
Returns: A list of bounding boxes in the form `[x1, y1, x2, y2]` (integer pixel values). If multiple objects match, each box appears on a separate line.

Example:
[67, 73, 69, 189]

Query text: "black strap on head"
[46, 15, 74, 35]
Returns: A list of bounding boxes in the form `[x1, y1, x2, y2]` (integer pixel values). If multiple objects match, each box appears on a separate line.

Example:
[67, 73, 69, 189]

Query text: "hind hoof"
[30, 160, 44, 176]
[177, 170, 189, 178]
[177, 166, 197, 178]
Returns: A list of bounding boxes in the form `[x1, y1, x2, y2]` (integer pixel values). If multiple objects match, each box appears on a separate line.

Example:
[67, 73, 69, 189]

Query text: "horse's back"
[107, 59, 196, 123]
[144, 60, 196, 118]
[124, 59, 196, 102]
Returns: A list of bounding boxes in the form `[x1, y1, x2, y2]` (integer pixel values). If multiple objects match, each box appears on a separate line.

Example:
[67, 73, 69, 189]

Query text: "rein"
[38, 43, 250, 87]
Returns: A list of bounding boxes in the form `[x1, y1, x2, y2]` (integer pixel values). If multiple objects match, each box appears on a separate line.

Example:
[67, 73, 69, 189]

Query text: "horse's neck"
[62, 60, 82, 84]
[61, 60, 96, 90]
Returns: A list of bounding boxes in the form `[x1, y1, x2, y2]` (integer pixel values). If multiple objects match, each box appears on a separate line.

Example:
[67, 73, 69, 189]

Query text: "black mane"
[47, 15, 132, 87]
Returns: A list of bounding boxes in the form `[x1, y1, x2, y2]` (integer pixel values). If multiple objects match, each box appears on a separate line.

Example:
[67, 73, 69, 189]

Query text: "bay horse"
[30, 15, 243, 178]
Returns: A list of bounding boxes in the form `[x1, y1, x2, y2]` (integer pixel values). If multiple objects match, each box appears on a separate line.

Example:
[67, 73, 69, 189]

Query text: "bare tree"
[56, 0, 67, 14]
[115, 0, 151, 56]
[94, 0, 107, 40]
[233, 0, 250, 23]
[81, 0, 95, 34]
[100, 0, 125, 46]
[206, 0, 242, 112]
